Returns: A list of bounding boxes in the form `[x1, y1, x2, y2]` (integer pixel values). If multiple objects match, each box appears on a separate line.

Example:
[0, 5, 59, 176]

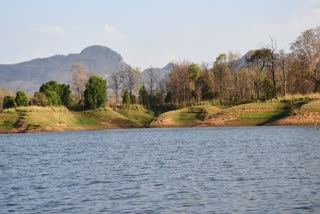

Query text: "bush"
[15, 91, 28, 107]
[3, 96, 16, 109]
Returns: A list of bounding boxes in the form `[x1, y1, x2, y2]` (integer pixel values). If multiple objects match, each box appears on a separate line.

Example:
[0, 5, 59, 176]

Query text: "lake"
[0, 126, 320, 213]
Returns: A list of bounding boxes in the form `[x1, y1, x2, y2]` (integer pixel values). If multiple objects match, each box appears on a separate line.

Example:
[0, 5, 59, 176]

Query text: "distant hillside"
[0, 45, 129, 92]
[142, 63, 174, 87]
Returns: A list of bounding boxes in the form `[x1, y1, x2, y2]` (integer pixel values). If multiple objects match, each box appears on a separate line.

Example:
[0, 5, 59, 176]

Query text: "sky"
[0, 0, 320, 69]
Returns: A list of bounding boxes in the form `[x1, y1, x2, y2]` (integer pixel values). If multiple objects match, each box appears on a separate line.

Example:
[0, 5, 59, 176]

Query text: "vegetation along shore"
[1, 26, 320, 133]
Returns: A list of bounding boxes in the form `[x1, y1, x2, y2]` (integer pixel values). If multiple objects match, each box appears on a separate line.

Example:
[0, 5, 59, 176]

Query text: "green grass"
[152, 105, 222, 127]
[116, 104, 155, 126]
[0, 105, 141, 133]
[1, 97, 320, 132]
[151, 99, 320, 127]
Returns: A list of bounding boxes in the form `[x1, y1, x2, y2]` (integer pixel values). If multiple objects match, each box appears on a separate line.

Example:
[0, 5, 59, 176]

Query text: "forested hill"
[0, 45, 129, 92]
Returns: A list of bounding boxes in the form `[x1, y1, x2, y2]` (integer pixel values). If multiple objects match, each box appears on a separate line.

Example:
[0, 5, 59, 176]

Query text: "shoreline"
[0, 122, 317, 134]
[1, 99, 319, 134]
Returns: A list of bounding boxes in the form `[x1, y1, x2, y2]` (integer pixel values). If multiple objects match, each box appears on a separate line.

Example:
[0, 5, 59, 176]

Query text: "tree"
[40, 80, 62, 95]
[32, 92, 48, 106]
[3, 96, 16, 109]
[227, 52, 241, 101]
[139, 85, 149, 107]
[267, 38, 278, 98]
[145, 68, 158, 96]
[15, 91, 28, 107]
[39, 81, 73, 107]
[84, 75, 107, 109]
[122, 89, 131, 105]
[247, 49, 271, 100]
[60, 84, 73, 107]
[198, 64, 215, 101]
[109, 71, 123, 104]
[121, 66, 143, 97]
[167, 63, 190, 103]
[71, 63, 89, 102]
[278, 50, 289, 96]
[46, 91, 61, 106]
[291, 27, 320, 91]
[188, 63, 201, 102]
[212, 54, 231, 104]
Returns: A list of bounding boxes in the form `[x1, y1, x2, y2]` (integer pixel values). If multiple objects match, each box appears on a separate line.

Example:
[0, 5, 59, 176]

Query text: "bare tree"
[291, 27, 320, 90]
[121, 66, 143, 96]
[109, 72, 123, 104]
[265, 37, 278, 98]
[278, 50, 288, 96]
[228, 52, 241, 101]
[212, 53, 231, 104]
[71, 63, 89, 102]
[145, 68, 158, 95]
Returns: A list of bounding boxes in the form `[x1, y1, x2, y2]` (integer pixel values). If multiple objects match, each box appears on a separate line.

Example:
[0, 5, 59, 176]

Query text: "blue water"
[0, 126, 320, 213]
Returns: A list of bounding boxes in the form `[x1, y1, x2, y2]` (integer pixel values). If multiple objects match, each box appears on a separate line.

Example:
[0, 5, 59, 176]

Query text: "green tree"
[139, 85, 149, 106]
[247, 49, 271, 100]
[60, 84, 73, 107]
[84, 75, 107, 109]
[46, 91, 61, 106]
[39, 81, 73, 107]
[32, 92, 48, 106]
[188, 63, 201, 102]
[40, 80, 62, 95]
[15, 91, 28, 107]
[122, 89, 131, 105]
[3, 96, 16, 109]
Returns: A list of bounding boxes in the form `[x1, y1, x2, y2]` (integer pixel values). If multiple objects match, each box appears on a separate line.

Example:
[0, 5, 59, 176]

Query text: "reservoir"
[0, 126, 319, 213]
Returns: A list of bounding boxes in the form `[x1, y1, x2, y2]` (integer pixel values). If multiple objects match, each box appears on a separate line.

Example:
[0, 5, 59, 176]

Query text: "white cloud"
[32, 25, 65, 36]
[104, 23, 127, 39]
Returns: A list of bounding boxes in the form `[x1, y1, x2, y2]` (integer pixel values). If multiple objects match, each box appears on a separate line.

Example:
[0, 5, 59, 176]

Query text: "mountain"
[0, 45, 129, 92]
[143, 62, 174, 82]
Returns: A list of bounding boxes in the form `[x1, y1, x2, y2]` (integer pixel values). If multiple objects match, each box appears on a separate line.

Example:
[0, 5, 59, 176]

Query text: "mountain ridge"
[0, 45, 129, 92]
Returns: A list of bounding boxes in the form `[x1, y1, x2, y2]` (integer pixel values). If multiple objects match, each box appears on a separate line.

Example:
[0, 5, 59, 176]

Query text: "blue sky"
[1, 0, 319, 69]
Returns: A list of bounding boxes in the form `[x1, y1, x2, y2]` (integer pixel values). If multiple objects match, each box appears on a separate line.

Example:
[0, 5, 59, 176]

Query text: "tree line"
[108, 26, 320, 107]
[2, 26, 320, 110]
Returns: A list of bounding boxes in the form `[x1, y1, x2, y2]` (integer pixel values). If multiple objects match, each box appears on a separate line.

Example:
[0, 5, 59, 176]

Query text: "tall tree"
[109, 71, 123, 104]
[122, 89, 131, 105]
[247, 49, 271, 100]
[121, 66, 143, 97]
[167, 63, 190, 103]
[227, 52, 241, 101]
[212, 54, 231, 104]
[84, 76, 107, 109]
[188, 63, 201, 102]
[145, 68, 158, 96]
[139, 85, 149, 107]
[278, 50, 289, 96]
[291, 26, 320, 91]
[265, 37, 278, 98]
[71, 63, 89, 102]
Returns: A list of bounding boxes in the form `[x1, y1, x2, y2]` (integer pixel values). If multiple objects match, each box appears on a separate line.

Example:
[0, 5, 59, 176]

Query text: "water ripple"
[0, 126, 319, 213]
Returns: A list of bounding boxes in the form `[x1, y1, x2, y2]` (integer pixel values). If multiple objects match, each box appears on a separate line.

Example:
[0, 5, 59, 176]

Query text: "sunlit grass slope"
[0, 106, 142, 133]
[150, 105, 221, 127]
[150, 97, 320, 127]
[116, 104, 154, 127]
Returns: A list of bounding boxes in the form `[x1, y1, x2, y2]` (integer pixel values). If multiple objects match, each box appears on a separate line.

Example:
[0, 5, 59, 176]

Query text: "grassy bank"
[1, 96, 319, 133]
[150, 98, 320, 128]
[0, 105, 154, 133]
